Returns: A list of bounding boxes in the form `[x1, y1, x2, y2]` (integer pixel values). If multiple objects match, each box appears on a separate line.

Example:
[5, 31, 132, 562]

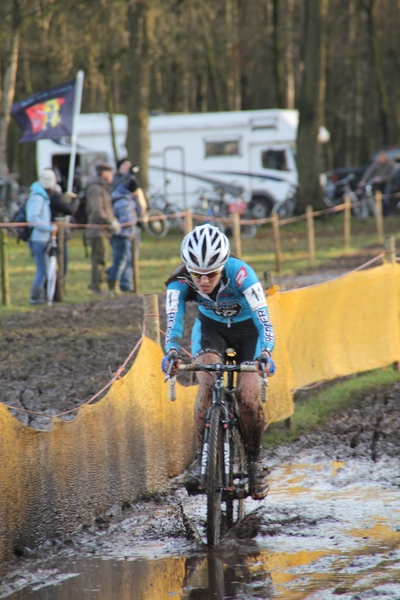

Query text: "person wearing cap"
[108, 175, 139, 293]
[85, 162, 121, 295]
[26, 168, 58, 305]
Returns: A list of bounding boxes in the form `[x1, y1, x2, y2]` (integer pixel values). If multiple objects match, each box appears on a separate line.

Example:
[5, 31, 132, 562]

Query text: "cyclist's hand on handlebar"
[161, 350, 181, 378]
[256, 352, 276, 377]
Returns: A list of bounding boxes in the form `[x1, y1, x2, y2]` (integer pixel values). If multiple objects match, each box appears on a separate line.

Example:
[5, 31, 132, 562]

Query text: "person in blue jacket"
[162, 224, 275, 500]
[108, 176, 139, 293]
[26, 169, 58, 305]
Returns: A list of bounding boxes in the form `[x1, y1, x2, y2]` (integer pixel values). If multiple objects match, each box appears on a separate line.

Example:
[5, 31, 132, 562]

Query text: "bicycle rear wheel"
[144, 208, 170, 238]
[226, 424, 246, 528]
[207, 406, 224, 547]
[240, 223, 257, 239]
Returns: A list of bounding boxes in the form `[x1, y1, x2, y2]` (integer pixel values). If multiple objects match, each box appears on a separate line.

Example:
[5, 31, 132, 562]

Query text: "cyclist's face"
[190, 269, 222, 294]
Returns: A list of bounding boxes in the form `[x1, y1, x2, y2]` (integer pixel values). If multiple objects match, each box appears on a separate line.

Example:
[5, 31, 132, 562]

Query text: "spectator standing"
[108, 176, 139, 293]
[49, 181, 80, 279]
[358, 150, 396, 216]
[26, 169, 58, 305]
[85, 162, 120, 295]
[110, 157, 133, 192]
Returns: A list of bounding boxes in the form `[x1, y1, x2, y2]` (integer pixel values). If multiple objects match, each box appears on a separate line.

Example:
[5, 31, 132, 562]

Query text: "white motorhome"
[36, 109, 329, 217]
[148, 109, 329, 217]
[36, 113, 128, 190]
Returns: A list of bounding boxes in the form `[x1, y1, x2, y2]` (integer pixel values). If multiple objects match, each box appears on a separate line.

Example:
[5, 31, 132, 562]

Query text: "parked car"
[324, 146, 400, 213]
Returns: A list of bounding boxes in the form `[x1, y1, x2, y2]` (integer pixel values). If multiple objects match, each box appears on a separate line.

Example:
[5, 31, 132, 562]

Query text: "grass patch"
[1, 214, 398, 311]
[263, 367, 400, 448]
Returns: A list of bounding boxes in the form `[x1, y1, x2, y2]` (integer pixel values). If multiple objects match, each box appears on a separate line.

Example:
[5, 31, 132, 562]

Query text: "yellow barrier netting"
[1, 262, 399, 561]
[278, 262, 400, 387]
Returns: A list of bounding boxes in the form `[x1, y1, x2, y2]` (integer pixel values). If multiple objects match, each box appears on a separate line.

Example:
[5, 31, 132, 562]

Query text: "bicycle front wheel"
[207, 406, 224, 547]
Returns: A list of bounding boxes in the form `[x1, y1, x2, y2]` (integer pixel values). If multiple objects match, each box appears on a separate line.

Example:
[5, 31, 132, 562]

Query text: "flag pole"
[67, 70, 84, 193]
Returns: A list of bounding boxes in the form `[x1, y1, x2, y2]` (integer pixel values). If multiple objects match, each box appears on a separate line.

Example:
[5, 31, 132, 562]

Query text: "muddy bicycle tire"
[207, 406, 224, 547]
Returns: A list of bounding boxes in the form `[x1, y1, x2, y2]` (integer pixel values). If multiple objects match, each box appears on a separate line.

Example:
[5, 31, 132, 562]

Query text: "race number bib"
[243, 283, 266, 311]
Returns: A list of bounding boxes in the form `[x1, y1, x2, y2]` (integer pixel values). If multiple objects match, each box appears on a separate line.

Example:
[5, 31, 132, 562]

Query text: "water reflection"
[4, 460, 400, 599]
[5, 552, 272, 600]
[182, 552, 272, 599]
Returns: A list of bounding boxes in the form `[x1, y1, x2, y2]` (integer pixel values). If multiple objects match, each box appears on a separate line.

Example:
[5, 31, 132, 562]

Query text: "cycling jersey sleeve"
[165, 280, 189, 354]
[239, 267, 275, 356]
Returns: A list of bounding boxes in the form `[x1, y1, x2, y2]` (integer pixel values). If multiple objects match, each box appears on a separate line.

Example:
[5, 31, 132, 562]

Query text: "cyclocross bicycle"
[166, 351, 267, 547]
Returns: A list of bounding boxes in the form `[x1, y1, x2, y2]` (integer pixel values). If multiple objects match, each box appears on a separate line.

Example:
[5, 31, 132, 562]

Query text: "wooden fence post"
[375, 190, 384, 244]
[306, 205, 315, 264]
[344, 193, 351, 250]
[132, 235, 139, 293]
[0, 229, 11, 306]
[144, 293, 160, 345]
[384, 235, 396, 263]
[232, 212, 242, 258]
[185, 209, 193, 232]
[271, 214, 282, 274]
[54, 221, 64, 302]
[385, 236, 400, 370]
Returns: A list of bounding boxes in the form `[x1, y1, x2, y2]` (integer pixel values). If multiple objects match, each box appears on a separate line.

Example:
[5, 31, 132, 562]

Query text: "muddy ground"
[1, 245, 400, 598]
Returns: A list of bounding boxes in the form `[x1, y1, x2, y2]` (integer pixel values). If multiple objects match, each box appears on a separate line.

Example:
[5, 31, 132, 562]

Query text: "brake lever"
[164, 353, 178, 382]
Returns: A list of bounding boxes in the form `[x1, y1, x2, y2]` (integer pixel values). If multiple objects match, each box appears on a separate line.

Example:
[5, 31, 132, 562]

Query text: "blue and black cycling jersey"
[165, 256, 275, 359]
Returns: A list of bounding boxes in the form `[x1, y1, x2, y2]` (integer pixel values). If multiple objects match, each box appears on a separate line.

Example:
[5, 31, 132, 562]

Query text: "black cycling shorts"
[191, 314, 261, 364]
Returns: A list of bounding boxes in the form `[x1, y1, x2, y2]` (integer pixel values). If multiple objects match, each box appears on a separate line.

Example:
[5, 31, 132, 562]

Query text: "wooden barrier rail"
[0, 191, 387, 305]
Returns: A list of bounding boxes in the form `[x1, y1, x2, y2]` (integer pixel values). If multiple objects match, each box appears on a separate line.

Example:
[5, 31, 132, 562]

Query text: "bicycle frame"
[176, 361, 259, 493]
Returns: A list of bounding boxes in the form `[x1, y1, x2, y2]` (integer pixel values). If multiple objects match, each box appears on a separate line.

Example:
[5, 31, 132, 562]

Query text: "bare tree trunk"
[225, 0, 241, 110]
[363, 0, 391, 144]
[200, 59, 208, 112]
[201, 4, 223, 111]
[272, 0, 285, 107]
[296, 0, 324, 213]
[285, 0, 295, 109]
[0, 29, 20, 178]
[127, 0, 155, 191]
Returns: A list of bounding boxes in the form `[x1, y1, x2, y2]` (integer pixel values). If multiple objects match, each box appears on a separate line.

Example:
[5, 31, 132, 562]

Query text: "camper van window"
[205, 140, 240, 158]
[261, 149, 288, 171]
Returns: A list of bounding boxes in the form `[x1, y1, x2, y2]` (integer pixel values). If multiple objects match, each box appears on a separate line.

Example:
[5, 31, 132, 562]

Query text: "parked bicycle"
[355, 181, 377, 218]
[322, 173, 356, 209]
[193, 187, 257, 239]
[166, 350, 267, 547]
[322, 173, 376, 218]
[144, 193, 186, 238]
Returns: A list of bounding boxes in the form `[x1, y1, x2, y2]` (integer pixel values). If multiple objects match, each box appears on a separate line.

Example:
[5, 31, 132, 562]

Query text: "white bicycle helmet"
[180, 224, 230, 271]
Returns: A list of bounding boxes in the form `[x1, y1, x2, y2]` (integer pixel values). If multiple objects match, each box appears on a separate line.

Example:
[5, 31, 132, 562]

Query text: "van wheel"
[249, 199, 270, 220]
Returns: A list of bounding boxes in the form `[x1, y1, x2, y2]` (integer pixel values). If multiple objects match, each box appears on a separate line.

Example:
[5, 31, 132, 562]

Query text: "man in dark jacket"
[358, 150, 396, 216]
[49, 185, 80, 278]
[110, 157, 134, 192]
[85, 162, 120, 294]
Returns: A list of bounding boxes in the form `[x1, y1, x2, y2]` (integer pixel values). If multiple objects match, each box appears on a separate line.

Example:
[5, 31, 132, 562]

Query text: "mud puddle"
[2, 453, 400, 600]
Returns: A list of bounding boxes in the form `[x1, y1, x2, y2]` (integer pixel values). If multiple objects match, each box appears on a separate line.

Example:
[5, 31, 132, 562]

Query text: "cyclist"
[162, 224, 275, 500]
